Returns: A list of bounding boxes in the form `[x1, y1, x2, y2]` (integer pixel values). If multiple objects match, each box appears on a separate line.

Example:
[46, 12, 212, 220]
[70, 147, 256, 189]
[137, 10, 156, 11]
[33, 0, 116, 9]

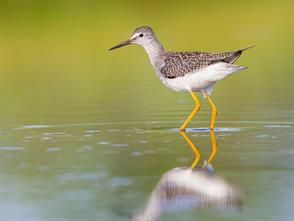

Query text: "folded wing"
[160, 46, 253, 79]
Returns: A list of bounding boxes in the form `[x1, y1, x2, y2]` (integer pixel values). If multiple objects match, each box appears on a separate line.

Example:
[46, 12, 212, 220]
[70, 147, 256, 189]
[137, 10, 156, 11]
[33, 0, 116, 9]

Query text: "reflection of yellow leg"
[179, 91, 201, 131]
[205, 130, 218, 166]
[179, 130, 201, 170]
[205, 93, 218, 130]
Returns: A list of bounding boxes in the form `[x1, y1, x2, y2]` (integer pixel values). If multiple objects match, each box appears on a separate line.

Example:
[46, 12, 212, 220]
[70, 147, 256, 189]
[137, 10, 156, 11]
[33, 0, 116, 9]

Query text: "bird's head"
[109, 26, 156, 51]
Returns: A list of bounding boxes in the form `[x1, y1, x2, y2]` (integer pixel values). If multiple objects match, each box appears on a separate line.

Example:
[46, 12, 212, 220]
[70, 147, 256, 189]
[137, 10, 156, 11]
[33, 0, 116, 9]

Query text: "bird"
[132, 166, 241, 221]
[109, 26, 253, 131]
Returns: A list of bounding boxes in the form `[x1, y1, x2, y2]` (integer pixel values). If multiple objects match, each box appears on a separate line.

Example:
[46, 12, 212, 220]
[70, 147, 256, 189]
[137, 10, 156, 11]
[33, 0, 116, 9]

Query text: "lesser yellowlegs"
[132, 164, 241, 221]
[109, 26, 253, 131]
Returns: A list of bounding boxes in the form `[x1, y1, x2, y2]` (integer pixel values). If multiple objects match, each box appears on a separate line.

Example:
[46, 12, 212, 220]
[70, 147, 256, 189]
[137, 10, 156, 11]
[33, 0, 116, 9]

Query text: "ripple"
[132, 151, 143, 156]
[16, 125, 52, 129]
[112, 144, 129, 148]
[76, 145, 93, 153]
[97, 141, 110, 145]
[42, 132, 65, 135]
[47, 147, 60, 152]
[265, 125, 292, 128]
[0, 146, 25, 151]
[170, 127, 241, 132]
[12, 121, 294, 131]
[85, 130, 100, 133]
[256, 134, 268, 138]
[41, 137, 52, 140]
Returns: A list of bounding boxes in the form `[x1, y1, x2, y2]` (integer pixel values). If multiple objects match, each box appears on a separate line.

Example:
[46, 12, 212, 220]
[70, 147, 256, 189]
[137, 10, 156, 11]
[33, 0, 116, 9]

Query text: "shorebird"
[132, 166, 241, 221]
[109, 26, 253, 131]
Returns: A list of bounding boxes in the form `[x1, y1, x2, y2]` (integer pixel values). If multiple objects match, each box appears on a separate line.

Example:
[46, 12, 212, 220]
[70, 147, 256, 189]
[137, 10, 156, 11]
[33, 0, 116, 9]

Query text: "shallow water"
[0, 84, 293, 221]
[0, 1, 294, 221]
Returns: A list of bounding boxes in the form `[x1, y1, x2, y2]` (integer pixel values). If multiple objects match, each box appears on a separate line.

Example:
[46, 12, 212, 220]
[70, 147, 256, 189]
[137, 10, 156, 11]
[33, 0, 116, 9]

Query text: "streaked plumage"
[161, 47, 253, 79]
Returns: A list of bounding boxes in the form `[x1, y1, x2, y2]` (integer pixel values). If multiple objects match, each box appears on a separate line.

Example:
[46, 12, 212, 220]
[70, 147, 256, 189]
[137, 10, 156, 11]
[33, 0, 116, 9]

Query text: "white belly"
[160, 62, 246, 93]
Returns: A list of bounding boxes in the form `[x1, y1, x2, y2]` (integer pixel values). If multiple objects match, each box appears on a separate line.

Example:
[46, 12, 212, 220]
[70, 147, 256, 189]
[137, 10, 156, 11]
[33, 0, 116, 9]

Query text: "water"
[0, 86, 293, 221]
[0, 1, 293, 221]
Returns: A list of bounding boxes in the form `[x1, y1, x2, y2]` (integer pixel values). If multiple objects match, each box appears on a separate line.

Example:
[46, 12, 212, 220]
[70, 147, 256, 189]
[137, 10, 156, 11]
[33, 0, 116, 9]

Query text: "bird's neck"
[142, 38, 165, 72]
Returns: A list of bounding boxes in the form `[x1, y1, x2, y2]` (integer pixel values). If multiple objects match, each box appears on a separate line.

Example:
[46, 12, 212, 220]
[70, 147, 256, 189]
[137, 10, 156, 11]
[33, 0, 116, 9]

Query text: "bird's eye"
[139, 33, 144, 37]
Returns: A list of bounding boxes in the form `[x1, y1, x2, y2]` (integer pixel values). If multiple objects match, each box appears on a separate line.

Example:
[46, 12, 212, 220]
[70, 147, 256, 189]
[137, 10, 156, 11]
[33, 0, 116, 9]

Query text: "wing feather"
[160, 47, 253, 79]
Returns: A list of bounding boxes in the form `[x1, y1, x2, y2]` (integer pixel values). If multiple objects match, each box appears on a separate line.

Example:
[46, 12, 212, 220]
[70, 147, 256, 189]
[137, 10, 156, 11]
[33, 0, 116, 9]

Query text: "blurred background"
[0, 1, 293, 220]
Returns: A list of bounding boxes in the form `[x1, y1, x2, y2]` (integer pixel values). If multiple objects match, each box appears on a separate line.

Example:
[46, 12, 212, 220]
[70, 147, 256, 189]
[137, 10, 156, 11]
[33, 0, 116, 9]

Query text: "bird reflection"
[179, 129, 218, 170]
[132, 131, 241, 221]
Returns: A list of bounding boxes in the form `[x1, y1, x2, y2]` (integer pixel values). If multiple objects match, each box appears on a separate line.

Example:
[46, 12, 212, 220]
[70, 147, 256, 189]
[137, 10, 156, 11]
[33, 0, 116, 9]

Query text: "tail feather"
[223, 46, 255, 64]
[240, 46, 256, 52]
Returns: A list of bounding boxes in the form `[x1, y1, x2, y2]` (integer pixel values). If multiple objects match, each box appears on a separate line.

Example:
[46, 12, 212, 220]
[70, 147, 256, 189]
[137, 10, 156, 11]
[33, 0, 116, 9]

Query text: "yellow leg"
[205, 130, 218, 166]
[179, 91, 201, 131]
[205, 93, 218, 130]
[179, 130, 201, 170]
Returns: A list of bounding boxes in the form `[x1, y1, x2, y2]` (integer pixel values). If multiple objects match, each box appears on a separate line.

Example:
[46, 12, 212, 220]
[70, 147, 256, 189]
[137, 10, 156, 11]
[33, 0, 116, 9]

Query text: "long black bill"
[109, 39, 131, 51]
